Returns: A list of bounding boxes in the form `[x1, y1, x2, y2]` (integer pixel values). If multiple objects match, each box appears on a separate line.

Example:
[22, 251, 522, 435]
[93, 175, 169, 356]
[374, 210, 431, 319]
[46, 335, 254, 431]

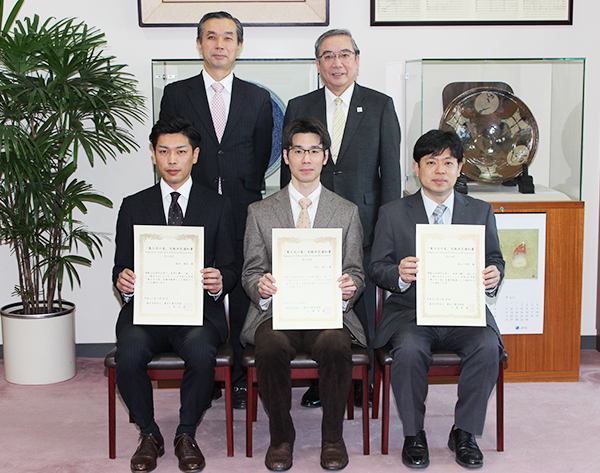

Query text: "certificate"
[416, 224, 485, 326]
[272, 228, 342, 330]
[133, 225, 204, 326]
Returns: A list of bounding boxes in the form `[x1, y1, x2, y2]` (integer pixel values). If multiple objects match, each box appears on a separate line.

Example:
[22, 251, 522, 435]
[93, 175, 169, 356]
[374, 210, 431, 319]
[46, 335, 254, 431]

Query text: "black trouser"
[115, 322, 219, 437]
[254, 319, 353, 447]
[229, 237, 250, 387]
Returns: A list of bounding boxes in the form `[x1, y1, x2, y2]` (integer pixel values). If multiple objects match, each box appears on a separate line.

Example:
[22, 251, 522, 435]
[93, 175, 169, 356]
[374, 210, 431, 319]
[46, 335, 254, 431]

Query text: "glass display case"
[404, 58, 585, 201]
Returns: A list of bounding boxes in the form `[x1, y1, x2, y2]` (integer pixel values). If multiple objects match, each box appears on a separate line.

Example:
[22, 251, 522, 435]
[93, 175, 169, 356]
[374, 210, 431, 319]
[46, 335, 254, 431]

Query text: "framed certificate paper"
[133, 225, 204, 326]
[272, 228, 342, 330]
[416, 224, 486, 326]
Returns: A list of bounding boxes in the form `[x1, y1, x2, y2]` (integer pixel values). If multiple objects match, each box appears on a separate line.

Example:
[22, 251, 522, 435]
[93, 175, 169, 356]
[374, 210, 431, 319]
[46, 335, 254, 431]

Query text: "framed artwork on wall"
[139, 0, 329, 27]
[371, 0, 573, 26]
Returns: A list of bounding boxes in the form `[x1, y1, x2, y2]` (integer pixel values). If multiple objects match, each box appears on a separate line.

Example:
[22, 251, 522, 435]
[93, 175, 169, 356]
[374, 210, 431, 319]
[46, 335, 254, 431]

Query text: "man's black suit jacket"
[160, 73, 273, 241]
[112, 182, 238, 342]
[280, 84, 401, 247]
[370, 191, 505, 349]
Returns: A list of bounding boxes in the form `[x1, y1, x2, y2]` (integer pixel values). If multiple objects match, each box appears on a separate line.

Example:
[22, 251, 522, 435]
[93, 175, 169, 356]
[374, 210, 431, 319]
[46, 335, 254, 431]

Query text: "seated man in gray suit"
[240, 118, 366, 471]
[370, 130, 505, 469]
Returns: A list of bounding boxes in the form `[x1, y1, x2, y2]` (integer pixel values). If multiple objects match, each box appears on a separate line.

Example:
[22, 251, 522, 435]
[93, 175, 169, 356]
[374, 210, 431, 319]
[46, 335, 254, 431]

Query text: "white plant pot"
[1, 301, 76, 385]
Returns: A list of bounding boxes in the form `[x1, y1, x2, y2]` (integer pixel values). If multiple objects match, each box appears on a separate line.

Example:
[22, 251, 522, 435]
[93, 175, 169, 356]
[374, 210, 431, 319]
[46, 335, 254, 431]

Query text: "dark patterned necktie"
[168, 192, 183, 226]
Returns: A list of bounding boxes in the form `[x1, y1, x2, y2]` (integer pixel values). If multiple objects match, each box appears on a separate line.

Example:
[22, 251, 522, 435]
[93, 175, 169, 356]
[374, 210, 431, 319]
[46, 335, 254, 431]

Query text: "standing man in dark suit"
[160, 11, 273, 408]
[241, 118, 366, 471]
[281, 28, 401, 406]
[113, 115, 238, 473]
[370, 130, 505, 469]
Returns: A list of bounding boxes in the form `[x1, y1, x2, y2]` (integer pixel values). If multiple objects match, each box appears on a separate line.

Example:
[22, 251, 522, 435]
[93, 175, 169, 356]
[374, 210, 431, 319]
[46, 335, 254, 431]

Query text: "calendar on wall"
[487, 212, 546, 334]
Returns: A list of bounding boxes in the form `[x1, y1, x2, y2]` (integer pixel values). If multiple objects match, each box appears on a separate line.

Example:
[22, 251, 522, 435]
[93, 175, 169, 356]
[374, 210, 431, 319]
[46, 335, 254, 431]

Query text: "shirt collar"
[420, 189, 454, 223]
[202, 69, 234, 94]
[324, 81, 355, 105]
[288, 182, 322, 208]
[160, 177, 193, 201]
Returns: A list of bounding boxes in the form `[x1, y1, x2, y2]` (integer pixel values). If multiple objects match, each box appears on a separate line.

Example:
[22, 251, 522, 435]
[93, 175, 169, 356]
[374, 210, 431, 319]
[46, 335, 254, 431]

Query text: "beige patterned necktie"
[331, 97, 345, 164]
[296, 198, 312, 228]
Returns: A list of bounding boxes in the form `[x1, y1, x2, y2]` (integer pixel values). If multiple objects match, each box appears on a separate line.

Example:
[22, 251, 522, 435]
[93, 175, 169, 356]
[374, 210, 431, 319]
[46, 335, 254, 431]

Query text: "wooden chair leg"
[497, 361, 504, 452]
[108, 367, 116, 459]
[224, 366, 234, 457]
[347, 385, 354, 420]
[381, 364, 390, 455]
[372, 360, 381, 420]
[246, 367, 254, 458]
[361, 365, 370, 455]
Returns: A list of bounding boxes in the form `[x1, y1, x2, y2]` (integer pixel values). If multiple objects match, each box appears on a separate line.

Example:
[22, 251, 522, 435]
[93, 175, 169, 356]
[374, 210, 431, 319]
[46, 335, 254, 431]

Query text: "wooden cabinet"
[492, 201, 584, 382]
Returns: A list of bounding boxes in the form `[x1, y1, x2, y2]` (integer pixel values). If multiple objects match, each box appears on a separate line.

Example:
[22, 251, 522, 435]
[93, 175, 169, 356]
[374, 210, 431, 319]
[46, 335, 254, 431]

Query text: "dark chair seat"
[242, 343, 370, 457]
[104, 340, 235, 459]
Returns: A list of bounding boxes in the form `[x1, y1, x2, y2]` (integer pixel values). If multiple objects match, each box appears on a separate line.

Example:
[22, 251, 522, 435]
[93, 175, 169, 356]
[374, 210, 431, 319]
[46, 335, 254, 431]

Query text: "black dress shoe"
[130, 433, 164, 473]
[402, 430, 429, 469]
[265, 442, 293, 471]
[232, 386, 247, 410]
[174, 433, 206, 472]
[300, 384, 321, 408]
[353, 382, 373, 408]
[448, 426, 483, 469]
[320, 438, 349, 470]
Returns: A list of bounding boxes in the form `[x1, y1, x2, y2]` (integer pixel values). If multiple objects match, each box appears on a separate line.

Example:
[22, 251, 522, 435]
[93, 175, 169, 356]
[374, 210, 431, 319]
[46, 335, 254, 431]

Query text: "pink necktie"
[211, 82, 226, 142]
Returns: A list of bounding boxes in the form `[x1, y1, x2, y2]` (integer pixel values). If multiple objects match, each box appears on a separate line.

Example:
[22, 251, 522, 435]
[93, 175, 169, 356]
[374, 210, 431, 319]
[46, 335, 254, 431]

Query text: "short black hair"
[413, 129, 464, 164]
[282, 117, 331, 151]
[314, 29, 360, 58]
[197, 11, 243, 44]
[149, 115, 201, 150]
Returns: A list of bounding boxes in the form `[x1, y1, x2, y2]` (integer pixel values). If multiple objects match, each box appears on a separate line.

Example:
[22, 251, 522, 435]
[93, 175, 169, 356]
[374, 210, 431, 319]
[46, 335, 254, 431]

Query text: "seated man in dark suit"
[370, 129, 505, 469]
[240, 118, 366, 471]
[113, 115, 238, 473]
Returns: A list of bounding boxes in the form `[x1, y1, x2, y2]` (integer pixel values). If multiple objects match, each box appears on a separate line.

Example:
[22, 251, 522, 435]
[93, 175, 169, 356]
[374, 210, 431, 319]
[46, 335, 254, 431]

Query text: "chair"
[242, 344, 370, 457]
[372, 287, 506, 454]
[104, 340, 235, 459]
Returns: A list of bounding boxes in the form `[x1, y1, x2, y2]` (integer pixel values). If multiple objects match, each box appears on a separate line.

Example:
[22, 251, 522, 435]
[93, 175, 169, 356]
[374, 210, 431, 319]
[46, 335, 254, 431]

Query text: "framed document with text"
[272, 228, 342, 330]
[133, 225, 204, 326]
[416, 224, 486, 326]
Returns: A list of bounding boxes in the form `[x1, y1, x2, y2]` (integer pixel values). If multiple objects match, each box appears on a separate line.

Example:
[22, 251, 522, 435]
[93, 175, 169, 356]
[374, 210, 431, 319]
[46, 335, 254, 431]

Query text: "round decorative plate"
[439, 87, 539, 183]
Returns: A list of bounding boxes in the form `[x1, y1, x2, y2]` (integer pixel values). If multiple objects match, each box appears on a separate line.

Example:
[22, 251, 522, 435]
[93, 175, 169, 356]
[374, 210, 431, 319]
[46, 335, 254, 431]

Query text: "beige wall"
[1, 0, 598, 344]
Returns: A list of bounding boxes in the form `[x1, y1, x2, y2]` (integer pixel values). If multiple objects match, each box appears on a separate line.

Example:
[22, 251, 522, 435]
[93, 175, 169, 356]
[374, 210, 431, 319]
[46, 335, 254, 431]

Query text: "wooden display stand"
[491, 201, 584, 382]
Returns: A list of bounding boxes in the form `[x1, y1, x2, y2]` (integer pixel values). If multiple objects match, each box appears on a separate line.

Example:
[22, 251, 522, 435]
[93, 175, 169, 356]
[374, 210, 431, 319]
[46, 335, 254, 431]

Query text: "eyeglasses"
[288, 147, 325, 158]
[318, 50, 356, 63]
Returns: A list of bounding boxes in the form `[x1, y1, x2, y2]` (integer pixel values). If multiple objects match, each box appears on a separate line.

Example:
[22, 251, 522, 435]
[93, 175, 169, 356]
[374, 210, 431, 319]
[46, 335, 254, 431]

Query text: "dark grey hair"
[314, 29, 360, 59]
[197, 11, 243, 44]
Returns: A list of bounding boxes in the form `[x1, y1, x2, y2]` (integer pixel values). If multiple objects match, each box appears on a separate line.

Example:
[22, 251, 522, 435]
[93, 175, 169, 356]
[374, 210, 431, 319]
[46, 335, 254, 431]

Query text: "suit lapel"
[183, 183, 209, 226]
[145, 184, 167, 225]
[221, 76, 247, 143]
[313, 187, 336, 228]
[337, 84, 364, 162]
[273, 186, 295, 228]
[312, 89, 328, 128]
[406, 191, 429, 226]
[451, 193, 470, 224]
[187, 73, 220, 146]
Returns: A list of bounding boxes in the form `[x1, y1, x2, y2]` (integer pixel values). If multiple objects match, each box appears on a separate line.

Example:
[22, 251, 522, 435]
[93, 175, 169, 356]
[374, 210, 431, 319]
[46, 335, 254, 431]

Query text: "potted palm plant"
[0, 0, 146, 384]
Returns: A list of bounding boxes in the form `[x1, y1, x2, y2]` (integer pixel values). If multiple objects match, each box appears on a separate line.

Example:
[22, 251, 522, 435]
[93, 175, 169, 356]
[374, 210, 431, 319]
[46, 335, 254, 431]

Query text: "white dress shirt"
[324, 82, 355, 134]
[202, 69, 234, 121]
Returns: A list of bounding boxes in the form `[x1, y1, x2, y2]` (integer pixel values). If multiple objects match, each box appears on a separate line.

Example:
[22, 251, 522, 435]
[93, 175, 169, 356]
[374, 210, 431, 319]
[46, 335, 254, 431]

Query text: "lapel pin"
[357, 107, 363, 113]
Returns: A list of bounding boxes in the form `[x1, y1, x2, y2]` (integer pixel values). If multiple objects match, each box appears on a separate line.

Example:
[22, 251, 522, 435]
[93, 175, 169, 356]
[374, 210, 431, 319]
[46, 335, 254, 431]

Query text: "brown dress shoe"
[130, 433, 164, 473]
[320, 438, 349, 470]
[174, 433, 206, 472]
[265, 442, 293, 471]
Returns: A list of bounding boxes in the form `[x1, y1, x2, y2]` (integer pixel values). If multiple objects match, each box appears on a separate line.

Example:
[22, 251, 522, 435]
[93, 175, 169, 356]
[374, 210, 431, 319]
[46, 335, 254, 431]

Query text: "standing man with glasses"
[160, 11, 274, 409]
[370, 129, 505, 469]
[241, 118, 366, 471]
[281, 28, 401, 408]
[113, 115, 238, 473]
